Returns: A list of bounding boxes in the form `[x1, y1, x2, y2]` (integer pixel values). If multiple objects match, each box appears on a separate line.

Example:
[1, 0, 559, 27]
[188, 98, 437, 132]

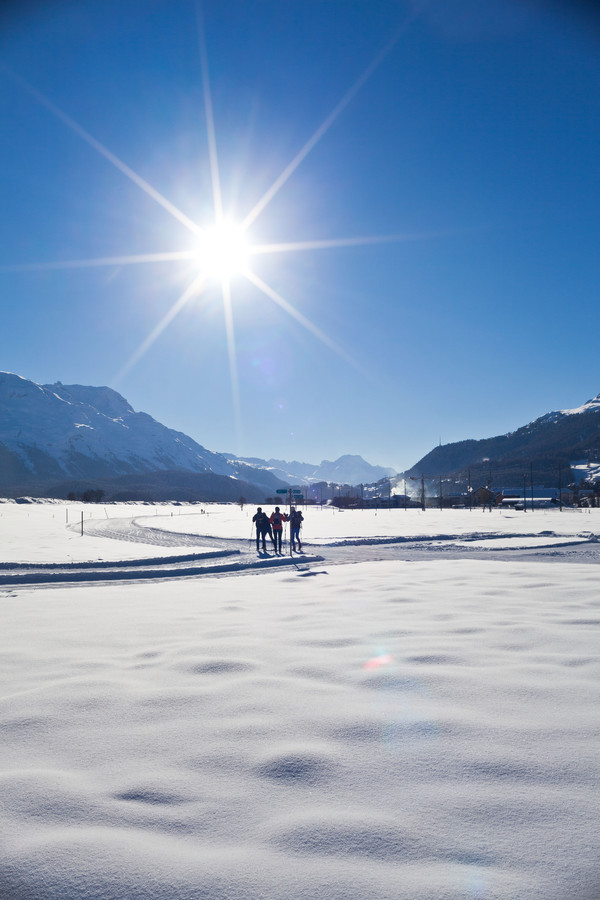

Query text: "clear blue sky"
[1, 0, 599, 472]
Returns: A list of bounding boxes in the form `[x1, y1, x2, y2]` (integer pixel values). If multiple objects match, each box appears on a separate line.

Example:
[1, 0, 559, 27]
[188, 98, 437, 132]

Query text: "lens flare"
[364, 652, 394, 670]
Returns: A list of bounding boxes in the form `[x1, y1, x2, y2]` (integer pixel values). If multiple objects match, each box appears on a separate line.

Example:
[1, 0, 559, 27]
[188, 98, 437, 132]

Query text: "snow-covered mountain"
[0, 374, 232, 478]
[0, 373, 394, 500]
[403, 391, 600, 488]
[232, 454, 396, 486]
[0, 373, 284, 498]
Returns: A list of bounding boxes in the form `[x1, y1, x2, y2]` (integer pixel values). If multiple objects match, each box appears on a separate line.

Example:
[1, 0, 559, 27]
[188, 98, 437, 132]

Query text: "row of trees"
[66, 489, 105, 503]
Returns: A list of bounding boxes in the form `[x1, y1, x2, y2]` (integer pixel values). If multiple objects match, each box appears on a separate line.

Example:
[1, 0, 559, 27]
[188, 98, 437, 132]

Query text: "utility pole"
[530, 462, 534, 512]
[558, 462, 563, 512]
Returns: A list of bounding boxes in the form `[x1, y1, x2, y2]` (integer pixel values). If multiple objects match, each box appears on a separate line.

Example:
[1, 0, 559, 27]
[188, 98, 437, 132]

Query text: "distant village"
[264, 470, 600, 511]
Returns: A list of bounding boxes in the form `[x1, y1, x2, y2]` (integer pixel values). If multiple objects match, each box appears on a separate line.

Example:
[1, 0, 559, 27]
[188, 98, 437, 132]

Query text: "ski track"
[1, 514, 600, 588]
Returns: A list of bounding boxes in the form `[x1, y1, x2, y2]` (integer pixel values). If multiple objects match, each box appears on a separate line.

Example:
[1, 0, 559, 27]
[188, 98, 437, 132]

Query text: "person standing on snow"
[269, 506, 287, 554]
[289, 507, 304, 552]
[252, 507, 271, 552]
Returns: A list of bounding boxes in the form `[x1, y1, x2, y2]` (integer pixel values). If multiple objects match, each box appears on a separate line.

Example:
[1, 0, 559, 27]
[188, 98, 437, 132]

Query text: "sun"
[195, 220, 250, 282]
[4, 15, 419, 446]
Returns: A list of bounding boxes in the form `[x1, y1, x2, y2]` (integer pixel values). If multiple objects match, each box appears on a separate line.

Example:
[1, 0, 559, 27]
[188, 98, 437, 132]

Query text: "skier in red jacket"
[269, 506, 287, 554]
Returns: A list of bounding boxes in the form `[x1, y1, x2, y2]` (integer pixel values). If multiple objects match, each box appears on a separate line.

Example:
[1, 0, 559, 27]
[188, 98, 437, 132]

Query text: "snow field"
[0, 501, 212, 564]
[2, 502, 598, 566]
[140, 503, 600, 547]
[1, 516, 600, 897]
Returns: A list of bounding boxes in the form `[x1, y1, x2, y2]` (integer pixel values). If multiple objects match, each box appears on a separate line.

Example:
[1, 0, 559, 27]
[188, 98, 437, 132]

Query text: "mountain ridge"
[0, 373, 393, 499]
[403, 392, 600, 488]
[231, 453, 396, 487]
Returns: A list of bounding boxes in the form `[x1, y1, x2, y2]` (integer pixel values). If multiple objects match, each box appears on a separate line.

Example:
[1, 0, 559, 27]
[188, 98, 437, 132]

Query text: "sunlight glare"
[242, 267, 373, 380]
[5, 9, 422, 416]
[196, 222, 250, 282]
[113, 272, 207, 384]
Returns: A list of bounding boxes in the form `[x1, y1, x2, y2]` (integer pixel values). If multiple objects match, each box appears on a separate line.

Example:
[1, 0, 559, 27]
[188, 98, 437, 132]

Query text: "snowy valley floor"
[1, 503, 599, 899]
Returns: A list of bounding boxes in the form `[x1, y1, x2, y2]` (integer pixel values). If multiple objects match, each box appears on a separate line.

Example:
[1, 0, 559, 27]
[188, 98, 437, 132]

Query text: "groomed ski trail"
[2, 513, 600, 588]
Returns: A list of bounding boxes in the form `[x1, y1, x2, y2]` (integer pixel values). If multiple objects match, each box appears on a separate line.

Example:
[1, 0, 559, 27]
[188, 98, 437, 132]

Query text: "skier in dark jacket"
[289, 507, 304, 551]
[252, 507, 271, 552]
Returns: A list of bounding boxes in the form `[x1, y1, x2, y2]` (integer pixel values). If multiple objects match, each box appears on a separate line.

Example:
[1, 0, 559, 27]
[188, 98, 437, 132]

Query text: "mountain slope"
[404, 394, 600, 486]
[0, 375, 231, 478]
[0, 373, 285, 499]
[0, 372, 396, 500]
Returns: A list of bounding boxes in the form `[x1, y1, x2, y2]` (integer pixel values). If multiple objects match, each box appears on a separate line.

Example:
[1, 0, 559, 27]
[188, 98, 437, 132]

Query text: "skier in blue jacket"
[289, 507, 304, 552]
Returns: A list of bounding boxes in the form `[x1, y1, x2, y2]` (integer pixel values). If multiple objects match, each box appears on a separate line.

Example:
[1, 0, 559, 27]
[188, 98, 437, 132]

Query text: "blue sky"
[1, 0, 599, 472]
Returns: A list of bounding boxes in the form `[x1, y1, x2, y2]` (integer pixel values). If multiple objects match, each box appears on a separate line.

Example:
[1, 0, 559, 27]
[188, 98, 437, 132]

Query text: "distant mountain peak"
[320, 453, 363, 465]
[232, 452, 396, 486]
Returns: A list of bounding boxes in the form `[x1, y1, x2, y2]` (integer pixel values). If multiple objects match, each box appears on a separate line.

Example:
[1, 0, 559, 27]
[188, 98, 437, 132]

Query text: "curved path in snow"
[1, 514, 600, 587]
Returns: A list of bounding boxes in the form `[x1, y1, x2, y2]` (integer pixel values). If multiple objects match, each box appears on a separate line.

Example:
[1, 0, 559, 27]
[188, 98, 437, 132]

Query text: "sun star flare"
[5, 21, 424, 444]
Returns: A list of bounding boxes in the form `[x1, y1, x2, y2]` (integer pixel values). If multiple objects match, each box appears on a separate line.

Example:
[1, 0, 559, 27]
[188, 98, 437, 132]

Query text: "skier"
[252, 507, 271, 552]
[269, 506, 287, 554]
[289, 506, 304, 552]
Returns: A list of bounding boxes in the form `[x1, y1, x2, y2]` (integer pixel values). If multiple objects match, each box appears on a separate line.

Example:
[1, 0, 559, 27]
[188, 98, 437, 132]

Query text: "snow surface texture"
[1, 505, 600, 899]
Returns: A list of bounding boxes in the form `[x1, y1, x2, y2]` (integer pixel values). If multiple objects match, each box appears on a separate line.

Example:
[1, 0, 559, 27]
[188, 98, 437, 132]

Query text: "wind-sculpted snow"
[1, 505, 600, 898]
